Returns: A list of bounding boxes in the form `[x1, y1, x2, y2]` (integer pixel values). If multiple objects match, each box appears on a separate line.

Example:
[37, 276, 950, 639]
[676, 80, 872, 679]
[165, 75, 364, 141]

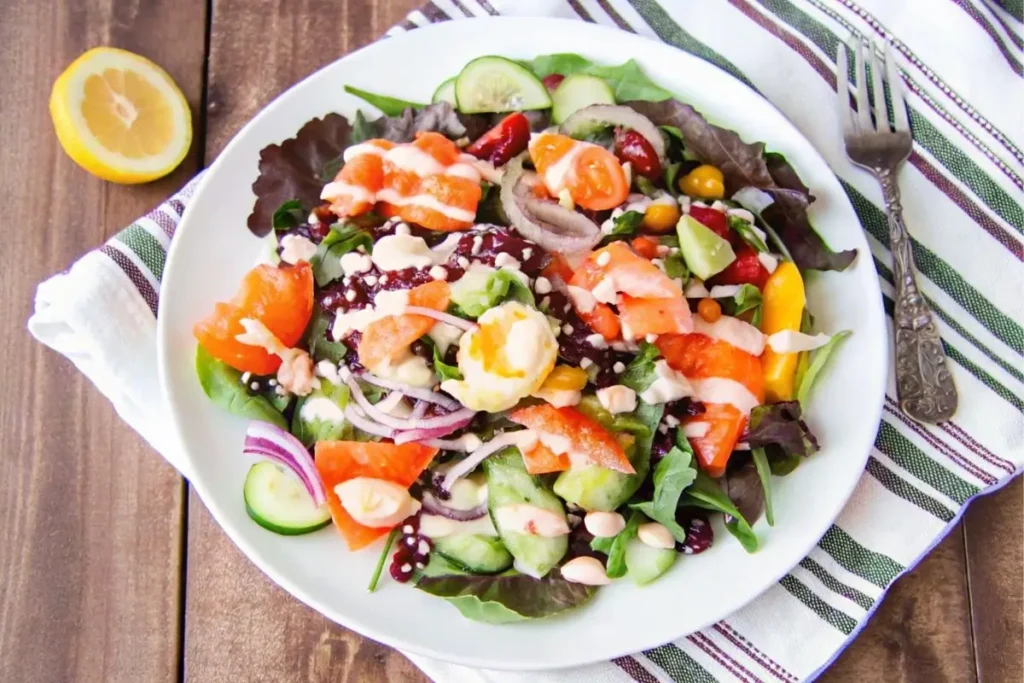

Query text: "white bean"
[560, 556, 612, 586]
[637, 522, 676, 549]
[584, 511, 626, 538]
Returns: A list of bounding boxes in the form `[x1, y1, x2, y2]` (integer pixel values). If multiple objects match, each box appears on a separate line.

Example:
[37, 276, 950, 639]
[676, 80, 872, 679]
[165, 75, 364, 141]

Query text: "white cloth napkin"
[29, 1, 1023, 680]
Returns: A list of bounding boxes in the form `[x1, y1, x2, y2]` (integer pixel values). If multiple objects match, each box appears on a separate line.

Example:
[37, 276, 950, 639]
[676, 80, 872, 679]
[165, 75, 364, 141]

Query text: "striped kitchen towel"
[28, 0, 1023, 681]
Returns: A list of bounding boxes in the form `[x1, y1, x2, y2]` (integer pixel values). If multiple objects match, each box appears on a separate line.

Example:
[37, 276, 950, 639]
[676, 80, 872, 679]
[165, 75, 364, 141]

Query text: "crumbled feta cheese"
[534, 276, 552, 295]
[586, 333, 608, 349]
[562, 324, 574, 336]
[579, 357, 593, 370]
[340, 251, 373, 275]
[363, 274, 378, 287]
[471, 235, 483, 255]
[429, 265, 448, 281]
[596, 251, 611, 267]
[494, 252, 520, 270]
[685, 279, 711, 299]
[457, 256, 471, 269]
[344, 289, 356, 302]
[709, 284, 742, 299]
[591, 277, 617, 304]
[522, 248, 533, 261]
[613, 361, 626, 374]
[279, 234, 317, 264]
[664, 414, 681, 428]
[597, 385, 637, 414]
[757, 252, 779, 274]
[567, 286, 597, 313]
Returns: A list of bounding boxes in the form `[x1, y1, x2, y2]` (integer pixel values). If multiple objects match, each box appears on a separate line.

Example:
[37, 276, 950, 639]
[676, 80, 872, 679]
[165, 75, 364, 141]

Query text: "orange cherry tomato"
[193, 263, 314, 374]
[568, 145, 629, 211]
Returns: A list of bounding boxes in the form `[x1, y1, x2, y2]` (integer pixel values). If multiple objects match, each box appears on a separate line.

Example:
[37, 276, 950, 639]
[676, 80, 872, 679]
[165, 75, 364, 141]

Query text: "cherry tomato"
[614, 128, 662, 179]
[571, 145, 630, 211]
[687, 205, 734, 244]
[465, 112, 531, 167]
[709, 246, 770, 290]
[542, 74, 565, 91]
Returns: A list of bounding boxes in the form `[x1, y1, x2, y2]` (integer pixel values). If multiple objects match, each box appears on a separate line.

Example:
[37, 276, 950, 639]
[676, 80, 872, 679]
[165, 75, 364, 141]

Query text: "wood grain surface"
[0, 0, 1020, 681]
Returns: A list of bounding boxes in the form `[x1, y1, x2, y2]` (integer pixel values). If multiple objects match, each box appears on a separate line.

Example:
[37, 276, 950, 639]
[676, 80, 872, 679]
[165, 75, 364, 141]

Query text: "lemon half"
[50, 47, 192, 183]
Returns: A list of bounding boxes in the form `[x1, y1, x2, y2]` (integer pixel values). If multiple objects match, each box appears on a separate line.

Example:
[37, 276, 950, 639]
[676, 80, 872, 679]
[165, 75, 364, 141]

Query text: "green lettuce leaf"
[194, 346, 287, 429]
[450, 267, 534, 318]
[415, 571, 598, 623]
[628, 441, 698, 544]
[271, 199, 305, 231]
[311, 224, 374, 286]
[724, 283, 763, 328]
[619, 341, 662, 393]
[291, 380, 352, 447]
[727, 215, 769, 253]
[590, 509, 644, 578]
[421, 336, 462, 382]
[527, 54, 673, 102]
[751, 448, 775, 526]
[303, 305, 346, 364]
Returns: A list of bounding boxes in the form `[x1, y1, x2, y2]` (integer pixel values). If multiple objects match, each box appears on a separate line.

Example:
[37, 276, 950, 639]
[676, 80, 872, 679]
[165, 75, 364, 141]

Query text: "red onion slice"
[421, 491, 488, 521]
[243, 421, 327, 506]
[410, 400, 428, 421]
[560, 104, 666, 162]
[347, 375, 477, 432]
[421, 437, 478, 451]
[393, 415, 475, 445]
[441, 430, 539, 491]
[343, 405, 396, 438]
[359, 372, 461, 410]
[499, 153, 602, 254]
[404, 306, 477, 332]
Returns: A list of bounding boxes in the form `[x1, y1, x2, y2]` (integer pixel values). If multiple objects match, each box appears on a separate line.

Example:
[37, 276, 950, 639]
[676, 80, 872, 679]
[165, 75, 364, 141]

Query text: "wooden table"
[1, 1, 1020, 680]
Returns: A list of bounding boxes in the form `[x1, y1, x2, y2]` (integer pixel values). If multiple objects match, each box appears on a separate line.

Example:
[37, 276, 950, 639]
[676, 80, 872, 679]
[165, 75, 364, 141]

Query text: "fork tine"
[853, 39, 872, 132]
[836, 41, 852, 133]
[885, 41, 910, 132]
[869, 43, 889, 132]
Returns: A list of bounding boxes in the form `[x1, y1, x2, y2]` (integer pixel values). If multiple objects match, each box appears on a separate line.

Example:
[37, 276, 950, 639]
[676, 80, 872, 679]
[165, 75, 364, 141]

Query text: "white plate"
[158, 17, 887, 671]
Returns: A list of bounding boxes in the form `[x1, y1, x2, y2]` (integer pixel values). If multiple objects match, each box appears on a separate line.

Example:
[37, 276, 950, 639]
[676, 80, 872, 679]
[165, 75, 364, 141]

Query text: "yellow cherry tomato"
[678, 164, 725, 200]
[642, 203, 682, 233]
[760, 261, 806, 401]
[540, 365, 589, 392]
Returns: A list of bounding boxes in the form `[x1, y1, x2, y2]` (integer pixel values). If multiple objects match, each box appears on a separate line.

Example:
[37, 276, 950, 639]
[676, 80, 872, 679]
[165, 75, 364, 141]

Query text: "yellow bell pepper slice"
[760, 261, 806, 402]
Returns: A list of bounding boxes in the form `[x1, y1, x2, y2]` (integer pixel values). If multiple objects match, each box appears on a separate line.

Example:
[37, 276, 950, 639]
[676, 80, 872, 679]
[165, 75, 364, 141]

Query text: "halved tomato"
[528, 133, 628, 211]
[357, 280, 450, 371]
[314, 441, 438, 550]
[193, 262, 314, 374]
[509, 404, 634, 474]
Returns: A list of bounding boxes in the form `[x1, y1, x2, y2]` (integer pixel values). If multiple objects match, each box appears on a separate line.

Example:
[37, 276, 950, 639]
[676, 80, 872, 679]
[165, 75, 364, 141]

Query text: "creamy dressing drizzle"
[376, 189, 475, 222]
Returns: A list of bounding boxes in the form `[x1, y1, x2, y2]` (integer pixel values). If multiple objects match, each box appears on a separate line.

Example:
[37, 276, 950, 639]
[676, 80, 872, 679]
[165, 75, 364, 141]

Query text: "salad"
[193, 53, 856, 623]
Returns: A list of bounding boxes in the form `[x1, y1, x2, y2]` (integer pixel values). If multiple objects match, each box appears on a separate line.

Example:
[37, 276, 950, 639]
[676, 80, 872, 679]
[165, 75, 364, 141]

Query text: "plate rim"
[157, 16, 888, 670]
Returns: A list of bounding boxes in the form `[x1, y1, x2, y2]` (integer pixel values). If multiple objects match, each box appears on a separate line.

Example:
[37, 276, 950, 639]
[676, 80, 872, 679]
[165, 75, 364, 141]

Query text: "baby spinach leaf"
[291, 380, 351, 447]
[194, 346, 288, 429]
[768, 451, 802, 476]
[527, 54, 673, 102]
[663, 251, 689, 281]
[343, 84, 425, 117]
[797, 330, 852, 406]
[599, 211, 644, 245]
[591, 509, 644, 578]
[628, 442, 697, 544]
[681, 471, 759, 553]
[303, 306, 346, 364]
[452, 268, 535, 318]
[311, 224, 374, 287]
[664, 161, 682, 192]
[272, 199, 305, 231]
[747, 401, 819, 457]
[415, 571, 598, 622]
[619, 341, 662, 393]
[751, 447, 775, 526]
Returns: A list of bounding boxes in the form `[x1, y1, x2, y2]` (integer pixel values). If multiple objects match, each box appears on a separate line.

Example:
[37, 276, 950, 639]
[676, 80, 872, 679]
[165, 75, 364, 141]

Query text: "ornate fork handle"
[878, 170, 958, 422]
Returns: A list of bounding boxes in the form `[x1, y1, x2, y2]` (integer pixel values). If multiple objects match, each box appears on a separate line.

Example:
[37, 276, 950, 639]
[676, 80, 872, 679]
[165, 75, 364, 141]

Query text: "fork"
[837, 38, 957, 423]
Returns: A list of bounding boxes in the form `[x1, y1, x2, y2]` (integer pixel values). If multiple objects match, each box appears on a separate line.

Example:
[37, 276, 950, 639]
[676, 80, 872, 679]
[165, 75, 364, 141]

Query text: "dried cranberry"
[542, 73, 565, 91]
[430, 472, 452, 501]
[466, 113, 531, 167]
[709, 246, 770, 290]
[676, 513, 714, 555]
[687, 206, 733, 243]
[445, 227, 548, 276]
[411, 536, 433, 563]
[651, 430, 673, 460]
[389, 557, 415, 583]
[614, 128, 662, 179]
[666, 397, 706, 418]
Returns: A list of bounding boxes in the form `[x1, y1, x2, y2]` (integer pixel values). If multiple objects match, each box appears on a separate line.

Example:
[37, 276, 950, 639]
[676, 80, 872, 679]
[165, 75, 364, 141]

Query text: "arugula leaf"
[527, 54, 673, 102]
[600, 211, 644, 245]
[797, 331, 852, 405]
[591, 509, 644, 578]
[752, 448, 775, 526]
[368, 529, 398, 592]
[727, 215, 769, 253]
[194, 346, 288, 429]
[311, 224, 374, 287]
[415, 570, 598, 623]
[344, 84, 425, 117]
[724, 284, 763, 328]
[681, 471, 759, 553]
[619, 341, 661, 393]
[271, 199, 305, 231]
[421, 336, 462, 382]
[747, 401, 819, 457]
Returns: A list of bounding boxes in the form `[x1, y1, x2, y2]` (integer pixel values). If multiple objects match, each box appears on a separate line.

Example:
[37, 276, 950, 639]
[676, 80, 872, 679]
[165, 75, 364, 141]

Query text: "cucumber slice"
[483, 449, 568, 578]
[625, 538, 678, 585]
[432, 77, 457, 105]
[243, 462, 331, 535]
[676, 213, 737, 280]
[454, 56, 552, 114]
[551, 74, 616, 124]
[434, 534, 513, 574]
